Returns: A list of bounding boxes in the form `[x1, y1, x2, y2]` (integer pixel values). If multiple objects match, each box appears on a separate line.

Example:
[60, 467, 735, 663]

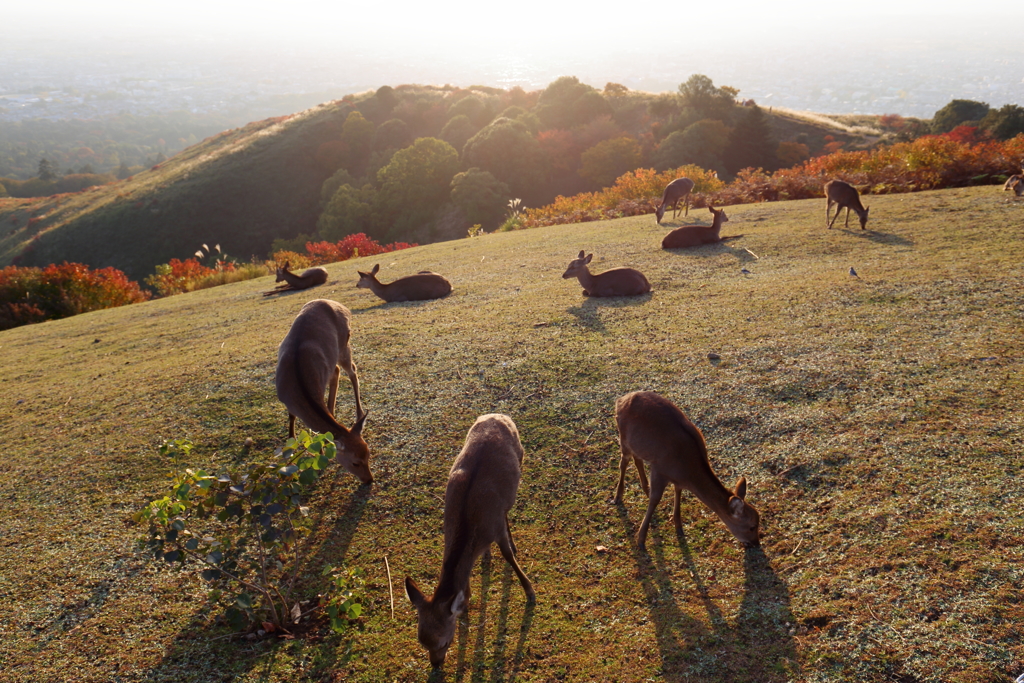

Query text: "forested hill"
[0, 77, 930, 282]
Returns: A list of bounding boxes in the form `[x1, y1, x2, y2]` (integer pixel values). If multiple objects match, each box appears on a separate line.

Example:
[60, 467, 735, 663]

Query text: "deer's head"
[356, 264, 381, 289]
[562, 250, 593, 279]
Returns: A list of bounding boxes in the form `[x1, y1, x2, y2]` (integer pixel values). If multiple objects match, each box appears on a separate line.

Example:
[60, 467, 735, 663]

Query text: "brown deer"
[405, 414, 535, 668]
[655, 177, 695, 224]
[613, 391, 760, 549]
[661, 205, 742, 249]
[356, 263, 452, 302]
[1004, 162, 1024, 197]
[824, 180, 870, 230]
[263, 261, 329, 296]
[561, 250, 652, 297]
[275, 299, 371, 484]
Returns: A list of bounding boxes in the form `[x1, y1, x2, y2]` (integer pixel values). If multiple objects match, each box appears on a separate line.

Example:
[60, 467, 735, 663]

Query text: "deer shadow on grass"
[616, 503, 797, 682]
[662, 242, 758, 263]
[566, 292, 652, 333]
[139, 475, 373, 682]
[837, 227, 914, 246]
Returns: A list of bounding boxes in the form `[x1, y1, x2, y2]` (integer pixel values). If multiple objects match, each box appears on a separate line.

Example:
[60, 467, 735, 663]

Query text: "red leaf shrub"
[0, 263, 150, 330]
[274, 233, 417, 268]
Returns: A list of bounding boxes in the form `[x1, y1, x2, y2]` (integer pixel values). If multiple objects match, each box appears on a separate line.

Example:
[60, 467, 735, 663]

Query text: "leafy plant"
[322, 565, 367, 633]
[134, 432, 341, 633]
[499, 198, 524, 231]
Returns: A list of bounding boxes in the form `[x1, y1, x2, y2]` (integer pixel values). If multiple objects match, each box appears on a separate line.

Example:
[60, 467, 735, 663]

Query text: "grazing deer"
[824, 180, 870, 230]
[1004, 162, 1024, 197]
[275, 299, 371, 484]
[613, 391, 760, 549]
[263, 261, 329, 296]
[661, 205, 742, 249]
[561, 250, 652, 297]
[655, 177, 695, 224]
[405, 414, 535, 668]
[356, 263, 452, 302]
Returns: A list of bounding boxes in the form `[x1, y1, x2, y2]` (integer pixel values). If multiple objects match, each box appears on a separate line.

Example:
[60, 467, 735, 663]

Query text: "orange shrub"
[274, 233, 418, 268]
[0, 262, 149, 330]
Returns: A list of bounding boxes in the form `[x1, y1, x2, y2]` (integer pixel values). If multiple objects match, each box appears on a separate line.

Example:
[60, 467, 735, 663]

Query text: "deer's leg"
[288, 413, 297, 439]
[637, 469, 670, 549]
[633, 456, 650, 497]
[683, 194, 690, 217]
[614, 442, 632, 503]
[505, 509, 516, 557]
[844, 206, 851, 229]
[339, 345, 363, 420]
[327, 365, 341, 415]
[673, 485, 683, 531]
[497, 525, 535, 602]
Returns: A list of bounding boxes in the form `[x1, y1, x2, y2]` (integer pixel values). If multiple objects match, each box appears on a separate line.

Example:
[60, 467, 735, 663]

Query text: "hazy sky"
[10, 0, 1024, 50]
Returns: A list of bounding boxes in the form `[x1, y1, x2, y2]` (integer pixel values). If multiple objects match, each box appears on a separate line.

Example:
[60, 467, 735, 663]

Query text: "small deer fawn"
[356, 263, 452, 302]
[561, 250, 652, 297]
[275, 299, 371, 484]
[405, 414, 535, 668]
[661, 205, 741, 249]
[824, 180, 870, 230]
[655, 177, 695, 224]
[614, 391, 760, 549]
[263, 261, 329, 296]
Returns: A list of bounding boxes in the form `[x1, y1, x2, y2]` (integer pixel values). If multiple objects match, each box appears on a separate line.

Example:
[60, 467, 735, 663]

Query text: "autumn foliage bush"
[272, 233, 417, 268]
[0, 262, 150, 330]
[523, 133, 1024, 227]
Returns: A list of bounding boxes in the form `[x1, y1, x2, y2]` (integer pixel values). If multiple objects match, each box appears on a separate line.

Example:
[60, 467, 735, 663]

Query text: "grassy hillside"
[1, 186, 1021, 682]
[0, 103, 352, 282]
[0, 86, 885, 284]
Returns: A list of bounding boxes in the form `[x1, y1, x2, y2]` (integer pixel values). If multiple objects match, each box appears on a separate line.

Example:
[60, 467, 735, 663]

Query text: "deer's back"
[824, 180, 864, 208]
[661, 225, 721, 249]
[616, 391, 711, 478]
[591, 268, 651, 297]
[275, 300, 352, 425]
[664, 177, 695, 200]
[443, 415, 523, 550]
[381, 272, 452, 302]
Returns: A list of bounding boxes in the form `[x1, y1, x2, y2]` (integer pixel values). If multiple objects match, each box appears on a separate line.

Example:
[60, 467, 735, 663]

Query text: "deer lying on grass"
[275, 299, 371, 484]
[406, 414, 535, 668]
[561, 250, 651, 297]
[263, 261, 329, 296]
[613, 391, 761, 549]
[655, 177, 695, 224]
[661, 205, 741, 249]
[356, 263, 452, 302]
[824, 179, 870, 230]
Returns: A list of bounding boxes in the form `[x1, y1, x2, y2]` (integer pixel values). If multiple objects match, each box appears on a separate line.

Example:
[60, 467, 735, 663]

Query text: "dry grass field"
[1, 186, 1021, 682]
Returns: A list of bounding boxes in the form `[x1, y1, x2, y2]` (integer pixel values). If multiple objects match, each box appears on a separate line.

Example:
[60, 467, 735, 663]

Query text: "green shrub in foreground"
[135, 433, 364, 634]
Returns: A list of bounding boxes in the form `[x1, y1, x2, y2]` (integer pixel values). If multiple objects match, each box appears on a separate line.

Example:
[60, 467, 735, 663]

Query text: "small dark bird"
[741, 268, 752, 275]
[849, 267, 859, 277]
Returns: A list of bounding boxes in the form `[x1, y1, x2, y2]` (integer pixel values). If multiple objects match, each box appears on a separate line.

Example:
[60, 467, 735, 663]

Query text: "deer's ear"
[283, 261, 290, 269]
[371, 264, 380, 275]
[734, 476, 747, 500]
[728, 495, 746, 517]
[584, 253, 593, 264]
[353, 411, 369, 435]
[577, 250, 585, 259]
[405, 577, 426, 608]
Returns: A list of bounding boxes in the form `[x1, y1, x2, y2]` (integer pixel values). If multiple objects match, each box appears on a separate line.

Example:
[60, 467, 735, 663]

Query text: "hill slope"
[1, 186, 1021, 682]
[0, 102, 352, 281]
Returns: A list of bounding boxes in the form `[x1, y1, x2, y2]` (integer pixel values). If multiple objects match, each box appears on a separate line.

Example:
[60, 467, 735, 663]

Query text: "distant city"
[1, 25, 1022, 125]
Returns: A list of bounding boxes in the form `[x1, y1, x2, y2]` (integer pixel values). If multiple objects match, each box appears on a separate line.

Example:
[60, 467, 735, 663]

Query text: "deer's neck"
[683, 463, 734, 519]
[575, 268, 596, 290]
[434, 530, 478, 602]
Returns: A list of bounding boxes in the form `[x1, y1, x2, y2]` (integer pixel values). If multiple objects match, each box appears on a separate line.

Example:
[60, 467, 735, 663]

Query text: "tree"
[440, 115, 479, 155]
[375, 137, 460, 238]
[317, 183, 377, 242]
[37, 158, 56, 181]
[776, 141, 810, 168]
[980, 104, 1024, 140]
[534, 76, 612, 130]
[677, 74, 737, 121]
[115, 162, 132, 180]
[462, 118, 545, 202]
[723, 104, 778, 174]
[579, 137, 642, 188]
[450, 168, 510, 230]
[339, 111, 376, 175]
[652, 119, 730, 173]
[931, 99, 990, 135]
[374, 118, 414, 152]
[447, 95, 493, 127]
